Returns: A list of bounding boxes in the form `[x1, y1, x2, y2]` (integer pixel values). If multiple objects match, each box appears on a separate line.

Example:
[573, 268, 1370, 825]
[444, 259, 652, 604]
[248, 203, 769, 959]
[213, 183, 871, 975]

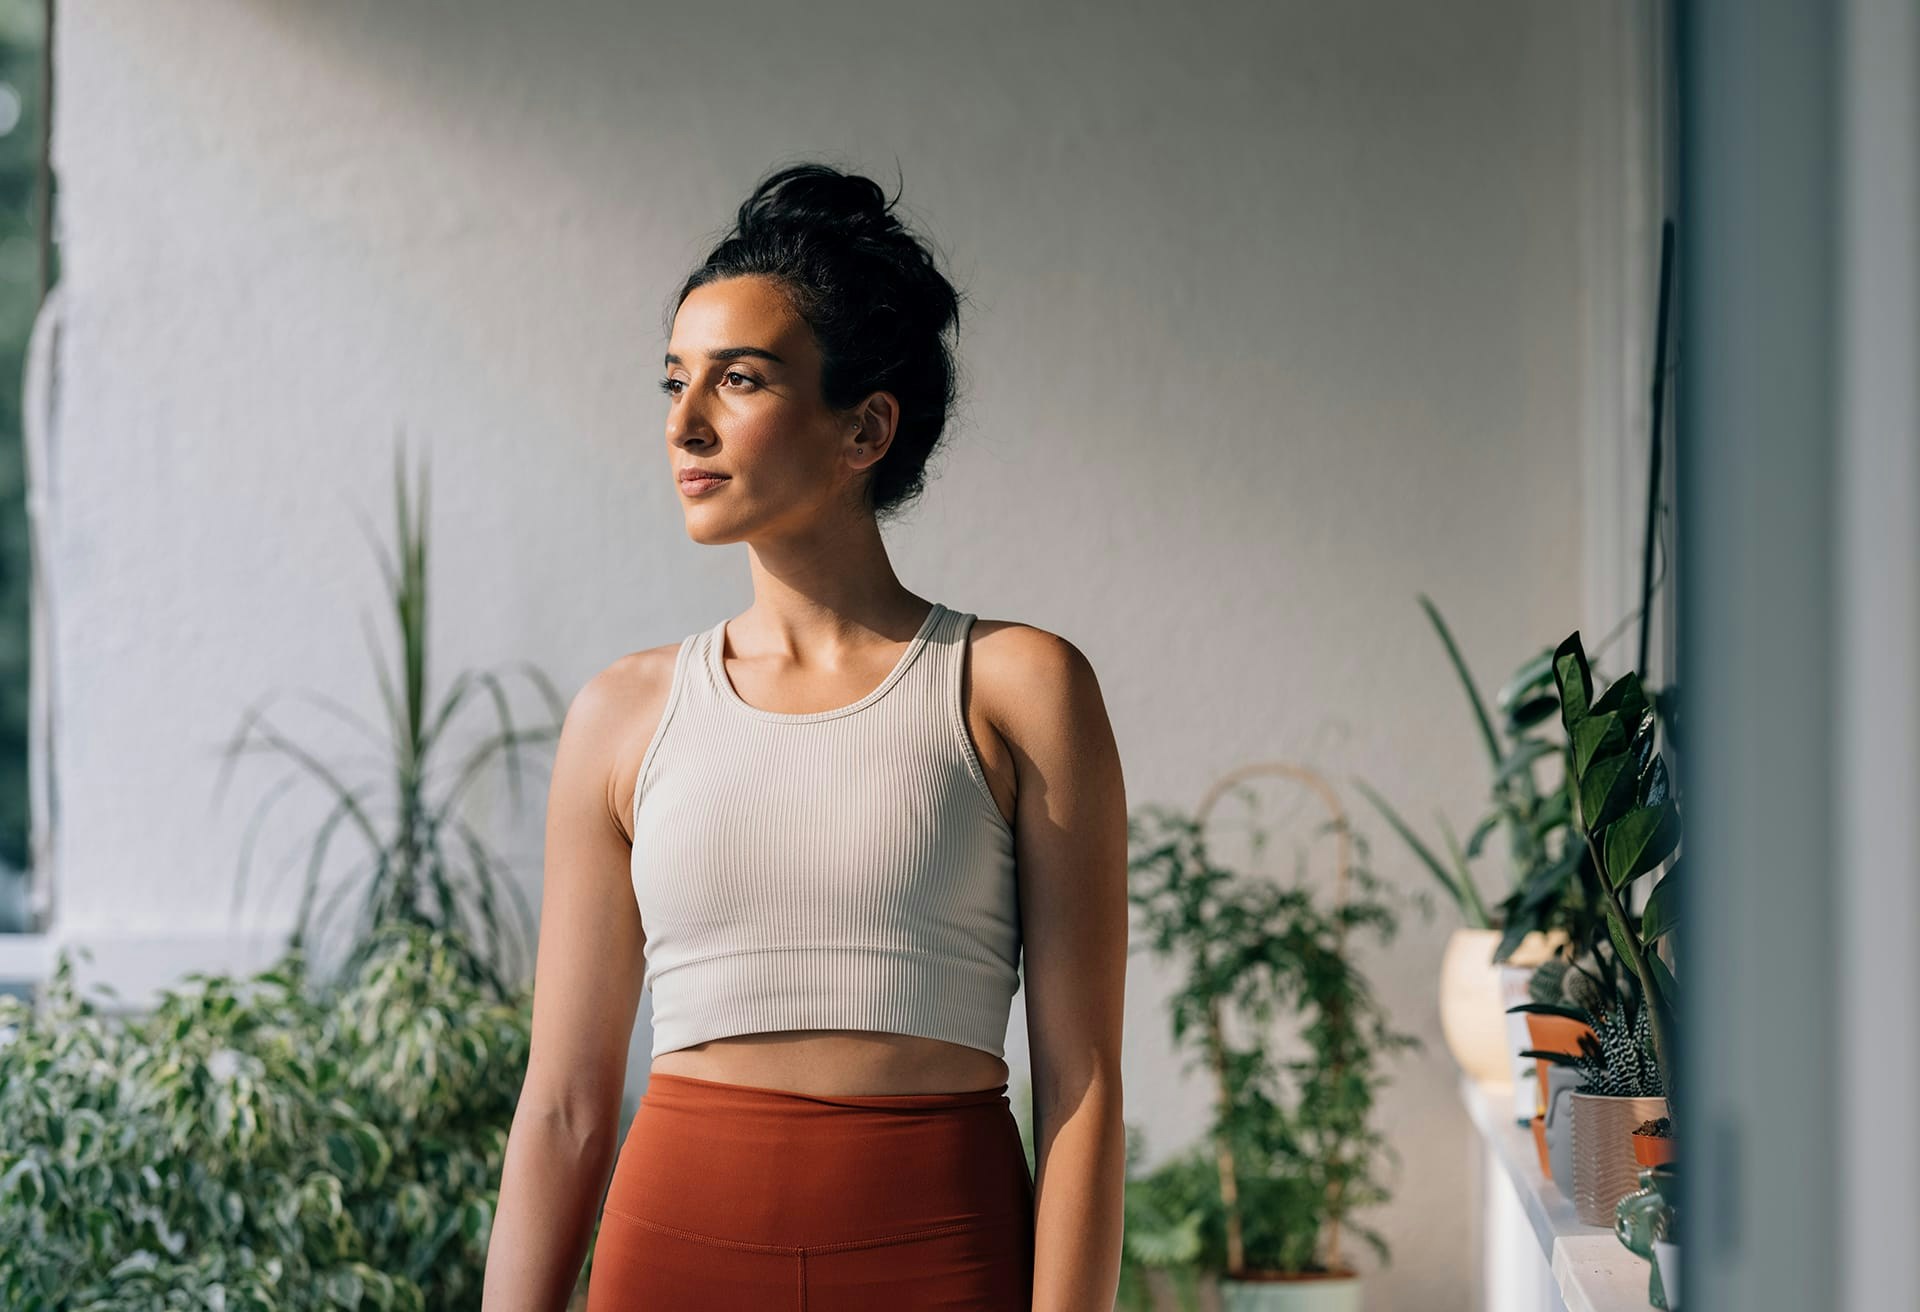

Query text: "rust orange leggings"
[584, 1070, 1035, 1310]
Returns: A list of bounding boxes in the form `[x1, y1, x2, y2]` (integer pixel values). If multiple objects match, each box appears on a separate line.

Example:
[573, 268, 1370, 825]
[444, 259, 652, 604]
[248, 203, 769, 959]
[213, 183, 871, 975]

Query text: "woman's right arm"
[482, 650, 670, 1311]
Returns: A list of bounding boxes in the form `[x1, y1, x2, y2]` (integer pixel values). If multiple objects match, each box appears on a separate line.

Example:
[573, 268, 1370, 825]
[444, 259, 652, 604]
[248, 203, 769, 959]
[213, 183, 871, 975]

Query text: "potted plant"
[1126, 762, 1419, 1310]
[1633, 1116, 1677, 1168]
[214, 439, 565, 994]
[1514, 956, 1595, 1177]
[1561, 986, 1669, 1225]
[1353, 598, 1596, 1085]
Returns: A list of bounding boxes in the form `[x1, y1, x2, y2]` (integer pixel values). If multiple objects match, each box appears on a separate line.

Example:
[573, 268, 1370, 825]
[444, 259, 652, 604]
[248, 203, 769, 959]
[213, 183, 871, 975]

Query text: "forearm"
[1029, 1079, 1126, 1312]
[482, 1103, 619, 1312]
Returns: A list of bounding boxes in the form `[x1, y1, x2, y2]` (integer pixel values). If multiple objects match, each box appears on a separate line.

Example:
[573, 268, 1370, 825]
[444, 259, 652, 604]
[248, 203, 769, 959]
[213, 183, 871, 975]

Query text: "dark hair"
[671, 161, 967, 523]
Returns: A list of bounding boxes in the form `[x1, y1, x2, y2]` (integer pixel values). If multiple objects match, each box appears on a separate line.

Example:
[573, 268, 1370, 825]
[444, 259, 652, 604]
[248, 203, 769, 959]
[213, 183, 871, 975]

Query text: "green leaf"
[1506, 1002, 1591, 1022]
[1353, 779, 1486, 927]
[1552, 634, 1594, 729]
[1650, 952, 1681, 1014]
[1418, 593, 1505, 771]
[1519, 1048, 1582, 1066]
[1572, 712, 1625, 781]
[1579, 752, 1638, 837]
[1604, 801, 1682, 888]
[1462, 813, 1499, 862]
[1641, 878, 1677, 944]
[1590, 670, 1650, 730]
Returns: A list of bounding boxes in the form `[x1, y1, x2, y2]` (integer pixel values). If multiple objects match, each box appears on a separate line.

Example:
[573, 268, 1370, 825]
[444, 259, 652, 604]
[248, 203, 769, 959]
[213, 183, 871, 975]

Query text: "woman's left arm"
[996, 627, 1129, 1312]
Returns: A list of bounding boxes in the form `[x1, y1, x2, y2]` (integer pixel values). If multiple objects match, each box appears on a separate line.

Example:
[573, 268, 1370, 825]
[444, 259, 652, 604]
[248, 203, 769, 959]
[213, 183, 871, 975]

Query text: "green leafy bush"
[0, 923, 533, 1311]
[1124, 783, 1418, 1288]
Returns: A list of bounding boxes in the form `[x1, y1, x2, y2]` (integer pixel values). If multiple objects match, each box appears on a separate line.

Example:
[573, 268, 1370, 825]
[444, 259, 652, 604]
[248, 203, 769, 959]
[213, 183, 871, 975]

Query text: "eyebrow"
[662, 346, 788, 367]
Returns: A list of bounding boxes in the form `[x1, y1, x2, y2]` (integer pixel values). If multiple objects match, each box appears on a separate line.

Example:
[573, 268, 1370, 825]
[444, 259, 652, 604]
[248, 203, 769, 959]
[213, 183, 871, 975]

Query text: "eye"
[722, 369, 761, 389]
[656, 377, 682, 397]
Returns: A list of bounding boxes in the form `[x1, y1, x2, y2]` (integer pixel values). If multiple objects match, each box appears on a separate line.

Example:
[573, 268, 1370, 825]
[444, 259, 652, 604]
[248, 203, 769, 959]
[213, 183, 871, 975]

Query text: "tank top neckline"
[705, 601, 948, 724]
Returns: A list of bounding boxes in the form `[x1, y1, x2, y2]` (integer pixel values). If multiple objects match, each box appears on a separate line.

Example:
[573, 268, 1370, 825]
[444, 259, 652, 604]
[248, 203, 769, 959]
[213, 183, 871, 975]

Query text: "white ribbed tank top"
[630, 602, 1021, 1061]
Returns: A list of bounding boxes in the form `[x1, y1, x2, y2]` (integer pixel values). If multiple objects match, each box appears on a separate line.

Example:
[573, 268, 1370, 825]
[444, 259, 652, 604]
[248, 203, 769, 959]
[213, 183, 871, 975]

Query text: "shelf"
[1460, 1073, 1655, 1312]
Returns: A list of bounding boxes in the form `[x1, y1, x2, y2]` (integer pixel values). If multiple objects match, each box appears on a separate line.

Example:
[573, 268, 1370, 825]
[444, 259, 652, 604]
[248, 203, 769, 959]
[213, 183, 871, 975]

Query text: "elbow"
[517, 1088, 623, 1161]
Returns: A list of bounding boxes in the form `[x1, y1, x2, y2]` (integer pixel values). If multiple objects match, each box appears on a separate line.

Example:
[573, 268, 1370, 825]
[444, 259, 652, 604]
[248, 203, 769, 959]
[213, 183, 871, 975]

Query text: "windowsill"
[1460, 1073, 1655, 1312]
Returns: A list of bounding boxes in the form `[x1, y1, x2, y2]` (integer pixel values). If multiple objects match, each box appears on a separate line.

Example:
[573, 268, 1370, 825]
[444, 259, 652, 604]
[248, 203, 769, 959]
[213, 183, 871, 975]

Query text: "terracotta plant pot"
[1633, 1130, 1679, 1167]
[1531, 1114, 1551, 1178]
[1219, 1269, 1364, 1311]
[1439, 928, 1563, 1087]
[1569, 1092, 1670, 1226]
[1525, 1013, 1595, 1117]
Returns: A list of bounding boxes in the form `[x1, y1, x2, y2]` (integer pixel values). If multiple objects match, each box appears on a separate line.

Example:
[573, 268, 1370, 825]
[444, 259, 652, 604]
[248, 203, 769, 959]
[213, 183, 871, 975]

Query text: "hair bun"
[735, 163, 905, 246]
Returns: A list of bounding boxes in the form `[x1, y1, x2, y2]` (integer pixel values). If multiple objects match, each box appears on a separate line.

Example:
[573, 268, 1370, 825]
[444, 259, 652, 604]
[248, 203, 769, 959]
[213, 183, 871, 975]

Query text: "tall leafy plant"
[215, 442, 564, 996]
[1125, 768, 1417, 1284]
[1549, 631, 1680, 1109]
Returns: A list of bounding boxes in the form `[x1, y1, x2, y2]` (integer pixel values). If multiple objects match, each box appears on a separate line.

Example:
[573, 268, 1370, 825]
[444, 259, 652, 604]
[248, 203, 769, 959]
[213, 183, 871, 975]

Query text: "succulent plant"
[1570, 997, 1664, 1098]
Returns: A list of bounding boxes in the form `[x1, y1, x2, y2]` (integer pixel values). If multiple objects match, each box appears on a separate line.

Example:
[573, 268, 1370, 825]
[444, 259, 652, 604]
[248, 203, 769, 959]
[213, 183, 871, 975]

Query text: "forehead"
[667, 275, 814, 364]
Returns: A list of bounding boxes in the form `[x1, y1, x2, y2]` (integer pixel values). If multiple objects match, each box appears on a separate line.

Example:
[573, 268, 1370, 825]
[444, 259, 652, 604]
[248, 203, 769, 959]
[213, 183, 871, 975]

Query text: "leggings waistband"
[641, 1069, 1011, 1114]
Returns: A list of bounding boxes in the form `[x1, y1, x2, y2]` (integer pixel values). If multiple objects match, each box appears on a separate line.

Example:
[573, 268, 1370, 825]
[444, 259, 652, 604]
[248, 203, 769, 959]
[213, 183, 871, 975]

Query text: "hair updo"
[671, 161, 967, 524]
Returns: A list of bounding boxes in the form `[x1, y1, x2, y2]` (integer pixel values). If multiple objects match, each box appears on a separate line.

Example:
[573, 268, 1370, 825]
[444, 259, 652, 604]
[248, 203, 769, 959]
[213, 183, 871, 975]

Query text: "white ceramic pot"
[1543, 1066, 1587, 1187]
[1219, 1272, 1363, 1312]
[1438, 927, 1563, 1087]
[1654, 1240, 1680, 1309]
[1569, 1092, 1670, 1226]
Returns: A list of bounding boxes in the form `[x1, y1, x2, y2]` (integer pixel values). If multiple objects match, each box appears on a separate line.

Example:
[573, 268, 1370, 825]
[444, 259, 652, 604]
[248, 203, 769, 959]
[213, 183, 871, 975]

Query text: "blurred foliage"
[0, 921, 534, 1310]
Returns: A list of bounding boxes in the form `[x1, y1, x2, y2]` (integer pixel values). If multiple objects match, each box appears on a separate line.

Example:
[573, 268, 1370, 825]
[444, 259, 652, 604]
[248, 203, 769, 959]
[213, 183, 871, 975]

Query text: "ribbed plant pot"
[1439, 928, 1563, 1086]
[1219, 1270, 1363, 1312]
[1570, 1092, 1669, 1225]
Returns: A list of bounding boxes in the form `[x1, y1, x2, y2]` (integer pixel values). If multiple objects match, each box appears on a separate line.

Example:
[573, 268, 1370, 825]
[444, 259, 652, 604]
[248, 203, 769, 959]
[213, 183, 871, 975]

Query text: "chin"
[682, 514, 750, 547]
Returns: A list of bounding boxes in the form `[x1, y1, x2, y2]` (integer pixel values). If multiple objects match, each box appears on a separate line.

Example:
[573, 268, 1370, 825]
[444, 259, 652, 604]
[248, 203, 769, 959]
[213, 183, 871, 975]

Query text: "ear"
[847, 391, 903, 468]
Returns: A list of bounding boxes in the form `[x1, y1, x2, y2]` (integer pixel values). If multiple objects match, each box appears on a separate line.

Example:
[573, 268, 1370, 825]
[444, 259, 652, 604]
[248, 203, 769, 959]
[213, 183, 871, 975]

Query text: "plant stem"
[1582, 830, 1678, 1113]
[1204, 992, 1245, 1277]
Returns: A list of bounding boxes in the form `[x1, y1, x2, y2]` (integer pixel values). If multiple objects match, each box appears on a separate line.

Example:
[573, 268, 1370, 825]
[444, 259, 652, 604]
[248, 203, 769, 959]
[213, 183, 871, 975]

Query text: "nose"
[666, 392, 717, 450]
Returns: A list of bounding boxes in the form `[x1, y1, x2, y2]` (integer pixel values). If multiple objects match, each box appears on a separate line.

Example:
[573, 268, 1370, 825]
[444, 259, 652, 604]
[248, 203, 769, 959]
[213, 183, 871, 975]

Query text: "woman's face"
[661, 274, 875, 544]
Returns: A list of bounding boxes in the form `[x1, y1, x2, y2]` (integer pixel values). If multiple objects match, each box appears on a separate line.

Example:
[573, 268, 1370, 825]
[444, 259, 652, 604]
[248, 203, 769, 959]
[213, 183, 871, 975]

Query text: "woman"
[482, 162, 1128, 1311]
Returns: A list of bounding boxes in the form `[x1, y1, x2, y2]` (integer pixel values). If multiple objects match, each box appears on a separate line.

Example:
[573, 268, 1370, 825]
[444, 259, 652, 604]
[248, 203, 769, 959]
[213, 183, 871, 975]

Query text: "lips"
[678, 470, 730, 496]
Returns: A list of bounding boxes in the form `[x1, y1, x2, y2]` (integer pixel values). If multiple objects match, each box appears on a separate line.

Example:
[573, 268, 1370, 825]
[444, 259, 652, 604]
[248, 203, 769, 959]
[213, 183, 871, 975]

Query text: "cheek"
[733, 412, 835, 483]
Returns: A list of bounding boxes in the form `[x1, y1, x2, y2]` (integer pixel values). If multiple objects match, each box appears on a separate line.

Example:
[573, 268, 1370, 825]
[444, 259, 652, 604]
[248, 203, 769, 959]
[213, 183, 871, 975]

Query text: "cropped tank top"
[630, 602, 1021, 1061]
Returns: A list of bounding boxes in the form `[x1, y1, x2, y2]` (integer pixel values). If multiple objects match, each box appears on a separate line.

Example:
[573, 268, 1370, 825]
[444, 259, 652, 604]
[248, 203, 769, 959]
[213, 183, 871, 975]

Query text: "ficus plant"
[0, 922, 536, 1312]
[1124, 769, 1418, 1288]
[1546, 630, 1680, 1111]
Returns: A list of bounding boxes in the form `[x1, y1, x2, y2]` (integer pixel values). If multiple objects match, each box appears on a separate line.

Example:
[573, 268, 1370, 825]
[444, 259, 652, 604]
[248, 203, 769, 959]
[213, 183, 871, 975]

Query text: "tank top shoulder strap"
[632, 630, 699, 831]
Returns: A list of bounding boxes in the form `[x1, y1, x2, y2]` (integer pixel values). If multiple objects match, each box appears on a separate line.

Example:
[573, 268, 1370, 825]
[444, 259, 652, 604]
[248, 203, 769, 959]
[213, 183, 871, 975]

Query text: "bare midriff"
[649, 1028, 1011, 1097]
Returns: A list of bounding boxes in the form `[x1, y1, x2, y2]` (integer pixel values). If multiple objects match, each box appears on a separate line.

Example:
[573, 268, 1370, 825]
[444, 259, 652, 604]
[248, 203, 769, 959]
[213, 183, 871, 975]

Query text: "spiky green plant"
[1568, 999, 1664, 1098]
[213, 439, 564, 997]
[1352, 596, 1608, 962]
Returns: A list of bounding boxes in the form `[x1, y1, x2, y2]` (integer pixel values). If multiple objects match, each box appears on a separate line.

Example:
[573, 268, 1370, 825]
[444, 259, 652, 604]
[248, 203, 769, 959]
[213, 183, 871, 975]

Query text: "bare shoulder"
[566, 639, 685, 840]
[966, 618, 1107, 741]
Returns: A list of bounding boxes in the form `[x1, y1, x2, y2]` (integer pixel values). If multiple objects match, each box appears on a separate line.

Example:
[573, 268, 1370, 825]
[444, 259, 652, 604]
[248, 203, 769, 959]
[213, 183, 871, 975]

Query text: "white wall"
[45, 2, 1604, 1304]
